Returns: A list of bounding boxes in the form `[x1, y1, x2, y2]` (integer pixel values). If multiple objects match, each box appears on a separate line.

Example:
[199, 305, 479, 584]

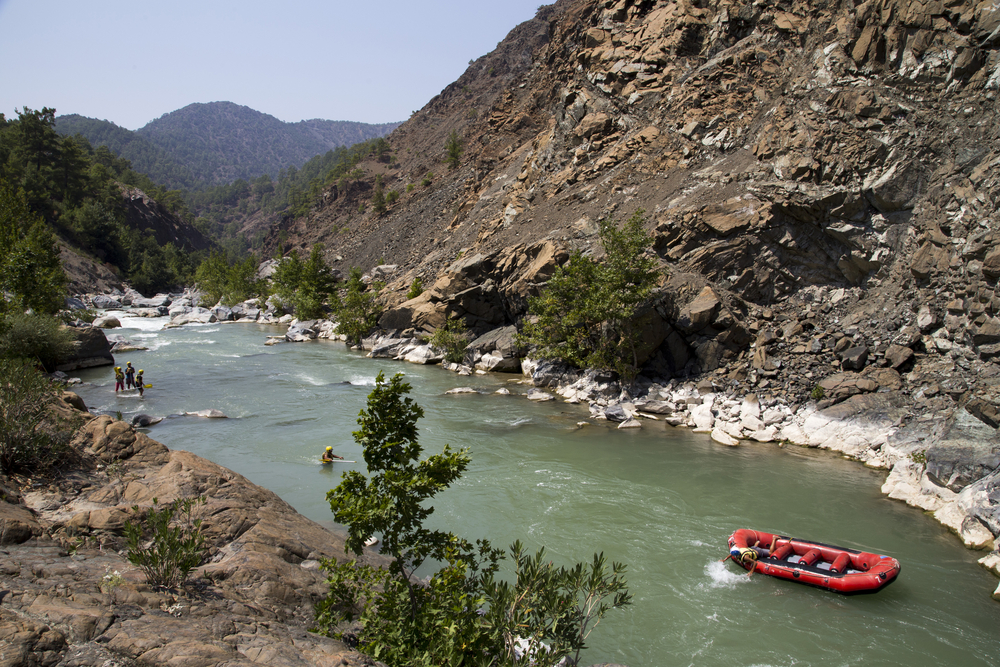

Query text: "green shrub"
[518, 209, 660, 382]
[0, 357, 66, 474]
[124, 496, 207, 589]
[406, 277, 424, 300]
[811, 384, 825, 401]
[421, 173, 433, 187]
[0, 313, 75, 371]
[386, 190, 400, 205]
[406, 183, 415, 193]
[430, 318, 469, 364]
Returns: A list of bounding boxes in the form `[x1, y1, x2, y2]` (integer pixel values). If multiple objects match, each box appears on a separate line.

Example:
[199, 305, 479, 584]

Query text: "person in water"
[321, 446, 343, 463]
[136, 370, 144, 397]
[114, 366, 124, 393]
[125, 362, 136, 390]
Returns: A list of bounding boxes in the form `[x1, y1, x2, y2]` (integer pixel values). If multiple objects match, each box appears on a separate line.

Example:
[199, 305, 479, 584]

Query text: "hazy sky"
[0, 0, 545, 130]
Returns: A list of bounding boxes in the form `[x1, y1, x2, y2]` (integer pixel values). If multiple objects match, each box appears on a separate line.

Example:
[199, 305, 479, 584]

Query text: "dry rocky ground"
[0, 395, 386, 667]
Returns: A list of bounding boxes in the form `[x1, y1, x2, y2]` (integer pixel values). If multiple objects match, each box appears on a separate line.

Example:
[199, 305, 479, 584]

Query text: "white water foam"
[297, 373, 326, 386]
[348, 374, 378, 386]
[703, 560, 750, 589]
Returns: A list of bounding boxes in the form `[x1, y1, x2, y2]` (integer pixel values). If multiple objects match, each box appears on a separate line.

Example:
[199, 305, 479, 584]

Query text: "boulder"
[131, 414, 163, 428]
[90, 295, 122, 310]
[286, 320, 319, 342]
[132, 295, 172, 309]
[211, 305, 234, 322]
[0, 499, 41, 544]
[403, 345, 443, 365]
[369, 337, 417, 359]
[169, 308, 218, 326]
[55, 327, 115, 371]
[527, 389, 556, 401]
[839, 346, 870, 370]
[92, 316, 121, 329]
[675, 286, 720, 333]
[711, 427, 740, 446]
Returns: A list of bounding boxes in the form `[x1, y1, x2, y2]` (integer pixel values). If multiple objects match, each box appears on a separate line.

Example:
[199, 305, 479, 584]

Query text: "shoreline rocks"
[0, 397, 383, 666]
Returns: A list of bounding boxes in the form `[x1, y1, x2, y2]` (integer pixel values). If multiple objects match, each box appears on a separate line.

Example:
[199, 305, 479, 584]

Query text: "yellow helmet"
[139, 370, 143, 373]
[126, 362, 132, 366]
[326, 446, 333, 451]
[115, 366, 121, 370]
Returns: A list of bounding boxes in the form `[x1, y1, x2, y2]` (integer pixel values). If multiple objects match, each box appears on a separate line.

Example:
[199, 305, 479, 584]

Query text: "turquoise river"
[70, 314, 1000, 667]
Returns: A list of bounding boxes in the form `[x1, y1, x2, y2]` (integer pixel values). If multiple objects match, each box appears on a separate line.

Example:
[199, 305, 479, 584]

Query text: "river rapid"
[70, 314, 1000, 667]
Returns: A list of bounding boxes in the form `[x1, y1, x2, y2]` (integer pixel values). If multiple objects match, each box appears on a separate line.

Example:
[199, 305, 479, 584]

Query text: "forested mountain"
[1, 107, 213, 295]
[57, 102, 400, 189]
[55, 115, 197, 191]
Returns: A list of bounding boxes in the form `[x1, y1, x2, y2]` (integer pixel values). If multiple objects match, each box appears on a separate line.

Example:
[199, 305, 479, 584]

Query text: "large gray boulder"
[132, 294, 172, 308]
[286, 320, 319, 342]
[55, 326, 114, 371]
[92, 316, 121, 329]
[169, 308, 217, 326]
[369, 337, 417, 359]
[91, 295, 122, 310]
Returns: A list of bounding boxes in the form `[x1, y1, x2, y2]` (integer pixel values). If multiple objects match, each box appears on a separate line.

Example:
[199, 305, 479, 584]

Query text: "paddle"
[144, 384, 152, 388]
[320, 459, 356, 464]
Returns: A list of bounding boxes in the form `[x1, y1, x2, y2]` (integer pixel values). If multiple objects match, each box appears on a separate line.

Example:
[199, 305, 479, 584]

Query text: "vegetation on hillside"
[335, 268, 383, 345]
[1, 107, 201, 294]
[187, 137, 395, 256]
[316, 373, 632, 666]
[520, 210, 661, 381]
[270, 244, 339, 319]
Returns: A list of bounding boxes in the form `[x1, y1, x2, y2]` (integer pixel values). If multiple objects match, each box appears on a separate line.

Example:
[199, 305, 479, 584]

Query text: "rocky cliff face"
[273, 0, 1000, 389]
[264, 0, 1000, 580]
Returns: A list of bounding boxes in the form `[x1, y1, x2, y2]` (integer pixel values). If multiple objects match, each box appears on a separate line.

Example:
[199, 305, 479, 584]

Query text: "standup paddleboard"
[320, 460, 356, 464]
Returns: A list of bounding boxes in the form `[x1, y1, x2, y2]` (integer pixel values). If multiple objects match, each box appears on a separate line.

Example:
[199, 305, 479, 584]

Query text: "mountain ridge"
[56, 102, 401, 189]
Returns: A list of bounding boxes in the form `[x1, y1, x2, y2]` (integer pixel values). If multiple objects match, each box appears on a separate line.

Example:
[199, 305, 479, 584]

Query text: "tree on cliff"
[520, 209, 660, 381]
[317, 372, 632, 666]
[445, 130, 463, 169]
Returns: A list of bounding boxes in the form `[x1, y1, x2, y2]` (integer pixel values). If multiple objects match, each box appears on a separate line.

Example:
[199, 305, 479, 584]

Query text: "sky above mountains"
[0, 0, 544, 129]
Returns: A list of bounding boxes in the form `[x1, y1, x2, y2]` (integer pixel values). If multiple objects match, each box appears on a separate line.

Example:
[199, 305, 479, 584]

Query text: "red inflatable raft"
[726, 529, 900, 595]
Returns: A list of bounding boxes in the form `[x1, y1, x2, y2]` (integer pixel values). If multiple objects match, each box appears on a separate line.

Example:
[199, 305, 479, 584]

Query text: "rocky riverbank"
[67, 281, 1000, 601]
[0, 393, 386, 667]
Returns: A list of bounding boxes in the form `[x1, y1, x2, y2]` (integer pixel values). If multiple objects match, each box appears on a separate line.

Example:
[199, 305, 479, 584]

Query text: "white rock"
[978, 551, 1000, 577]
[711, 427, 740, 447]
[881, 460, 956, 511]
[748, 426, 778, 443]
[934, 502, 996, 549]
[446, 387, 478, 394]
[403, 345, 442, 365]
[495, 388, 511, 395]
[527, 389, 555, 401]
[690, 395, 715, 431]
[618, 418, 642, 429]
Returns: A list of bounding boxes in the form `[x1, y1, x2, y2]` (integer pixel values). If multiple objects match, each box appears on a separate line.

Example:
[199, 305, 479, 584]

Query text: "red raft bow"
[726, 529, 900, 595]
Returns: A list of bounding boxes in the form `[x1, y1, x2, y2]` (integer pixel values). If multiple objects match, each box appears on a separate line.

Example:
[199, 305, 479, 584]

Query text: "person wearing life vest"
[114, 366, 124, 393]
[136, 370, 145, 397]
[125, 362, 136, 389]
[321, 446, 343, 463]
